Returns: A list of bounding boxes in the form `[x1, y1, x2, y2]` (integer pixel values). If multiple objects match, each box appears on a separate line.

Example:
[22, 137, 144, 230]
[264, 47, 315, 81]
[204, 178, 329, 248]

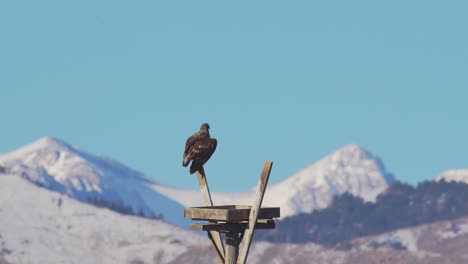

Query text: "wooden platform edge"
[184, 206, 280, 221]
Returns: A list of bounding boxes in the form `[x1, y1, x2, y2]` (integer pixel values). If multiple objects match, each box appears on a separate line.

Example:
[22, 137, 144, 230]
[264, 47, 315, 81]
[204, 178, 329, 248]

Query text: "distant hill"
[256, 179, 468, 246]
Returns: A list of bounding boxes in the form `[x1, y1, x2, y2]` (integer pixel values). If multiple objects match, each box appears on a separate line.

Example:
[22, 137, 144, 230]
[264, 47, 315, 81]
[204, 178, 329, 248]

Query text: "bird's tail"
[189, 164, 197, 174]
[190, 163, 203, 174]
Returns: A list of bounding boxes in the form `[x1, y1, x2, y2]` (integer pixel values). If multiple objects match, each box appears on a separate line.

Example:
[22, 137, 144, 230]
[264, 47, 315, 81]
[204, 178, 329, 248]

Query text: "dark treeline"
[256, 180, 468, 246]
[87, 196, 163, 220]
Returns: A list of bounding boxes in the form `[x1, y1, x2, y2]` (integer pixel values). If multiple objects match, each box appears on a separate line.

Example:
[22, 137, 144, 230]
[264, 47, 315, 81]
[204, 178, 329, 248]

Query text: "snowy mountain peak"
[324, 144, 394, 184]
[2, 136, 76, 160]
[435, 169, 468, 184]
[286, 144, 393, 186]
[330, 144, 376, 162]
[264, 144, 394, 216]
[333, 143, 368, 154]
[0, 136, 105, 192]
[32, 136, 71, 150]
[322, 144, 390, 176]
[0, 137, 188, 227]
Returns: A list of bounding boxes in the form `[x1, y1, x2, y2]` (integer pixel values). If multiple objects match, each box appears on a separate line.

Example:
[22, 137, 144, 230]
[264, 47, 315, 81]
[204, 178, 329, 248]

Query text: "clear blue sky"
[1, 1, 467, 191]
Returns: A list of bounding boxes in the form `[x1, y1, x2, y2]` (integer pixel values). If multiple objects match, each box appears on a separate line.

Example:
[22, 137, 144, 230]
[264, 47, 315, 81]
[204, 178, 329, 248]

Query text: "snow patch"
[435, 169, 468, 184]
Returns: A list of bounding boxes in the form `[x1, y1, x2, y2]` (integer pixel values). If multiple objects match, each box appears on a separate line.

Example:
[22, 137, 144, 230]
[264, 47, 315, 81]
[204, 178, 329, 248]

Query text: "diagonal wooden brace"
[196, 169, 225, 263]
[236, 161, 273, 264]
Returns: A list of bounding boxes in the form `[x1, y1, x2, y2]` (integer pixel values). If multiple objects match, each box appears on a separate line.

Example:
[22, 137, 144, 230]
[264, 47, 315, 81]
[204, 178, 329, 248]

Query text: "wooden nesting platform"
[187, 161, 278, 264]
[185, 205, 280, 233]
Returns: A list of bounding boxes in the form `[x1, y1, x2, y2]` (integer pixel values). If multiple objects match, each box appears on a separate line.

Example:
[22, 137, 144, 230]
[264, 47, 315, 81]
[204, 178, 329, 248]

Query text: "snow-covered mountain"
[0, 137, 188, 227]
[266, 144, 394, 216]
[0, 137, 394, 223]
[4, 172, 468, 264]
[0, 173, 206, 264]
[435, 169, 468, 184]
[155, 144, 395, 217]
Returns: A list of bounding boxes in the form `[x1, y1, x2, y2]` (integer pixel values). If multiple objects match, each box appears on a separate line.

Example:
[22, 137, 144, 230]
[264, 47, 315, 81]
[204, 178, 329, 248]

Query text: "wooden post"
[225, 232, 241, 264]
[196, 168, 225, 263]
[236, 161, 273, 264]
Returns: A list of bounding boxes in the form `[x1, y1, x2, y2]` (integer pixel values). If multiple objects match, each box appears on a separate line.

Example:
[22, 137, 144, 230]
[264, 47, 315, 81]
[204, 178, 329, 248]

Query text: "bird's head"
[200, 123, 210, 131]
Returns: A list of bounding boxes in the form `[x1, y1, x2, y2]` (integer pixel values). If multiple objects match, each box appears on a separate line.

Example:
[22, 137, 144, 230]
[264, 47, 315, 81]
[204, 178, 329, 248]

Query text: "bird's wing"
[183, 135, 196, 158]
[210, 138, 217, 154]
[183, 131, 210, 167]
[183, 131, 203, 158]
[194, 138, 217, 165]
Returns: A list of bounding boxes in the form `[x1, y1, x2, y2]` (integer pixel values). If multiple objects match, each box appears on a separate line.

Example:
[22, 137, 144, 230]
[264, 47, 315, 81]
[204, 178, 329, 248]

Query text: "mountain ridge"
[0, 137, 394, 221]
[155, 143, 395, 217]
[0, 136, 188, 227]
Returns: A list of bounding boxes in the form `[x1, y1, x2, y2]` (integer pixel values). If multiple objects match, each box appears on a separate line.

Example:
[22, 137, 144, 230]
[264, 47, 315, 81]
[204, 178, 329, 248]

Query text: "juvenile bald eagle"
[183, 123, 217, 174]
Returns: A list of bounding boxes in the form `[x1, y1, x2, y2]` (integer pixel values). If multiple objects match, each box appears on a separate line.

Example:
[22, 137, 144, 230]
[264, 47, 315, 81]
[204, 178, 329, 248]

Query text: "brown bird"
[183, 123, 217, 174]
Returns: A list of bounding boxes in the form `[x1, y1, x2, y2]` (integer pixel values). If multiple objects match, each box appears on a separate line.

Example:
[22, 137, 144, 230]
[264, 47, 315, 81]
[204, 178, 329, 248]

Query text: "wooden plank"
[190, 220, 275, 233]
[237, 161, 273, 264]
[184, 206, 280, 221]
[184, 207, 230, 220]
[195, 169, 225, 263]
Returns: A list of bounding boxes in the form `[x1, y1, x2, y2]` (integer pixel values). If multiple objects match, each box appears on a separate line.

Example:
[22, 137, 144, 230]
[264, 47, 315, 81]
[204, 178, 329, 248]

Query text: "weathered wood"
[236, 161, 273, 264]
[196, 169, 225, 263]
[184, 205, 280, 221]
[208, 231, 225, 264]
[190, 220, 275, 233]
[225, 232, 241, 264]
